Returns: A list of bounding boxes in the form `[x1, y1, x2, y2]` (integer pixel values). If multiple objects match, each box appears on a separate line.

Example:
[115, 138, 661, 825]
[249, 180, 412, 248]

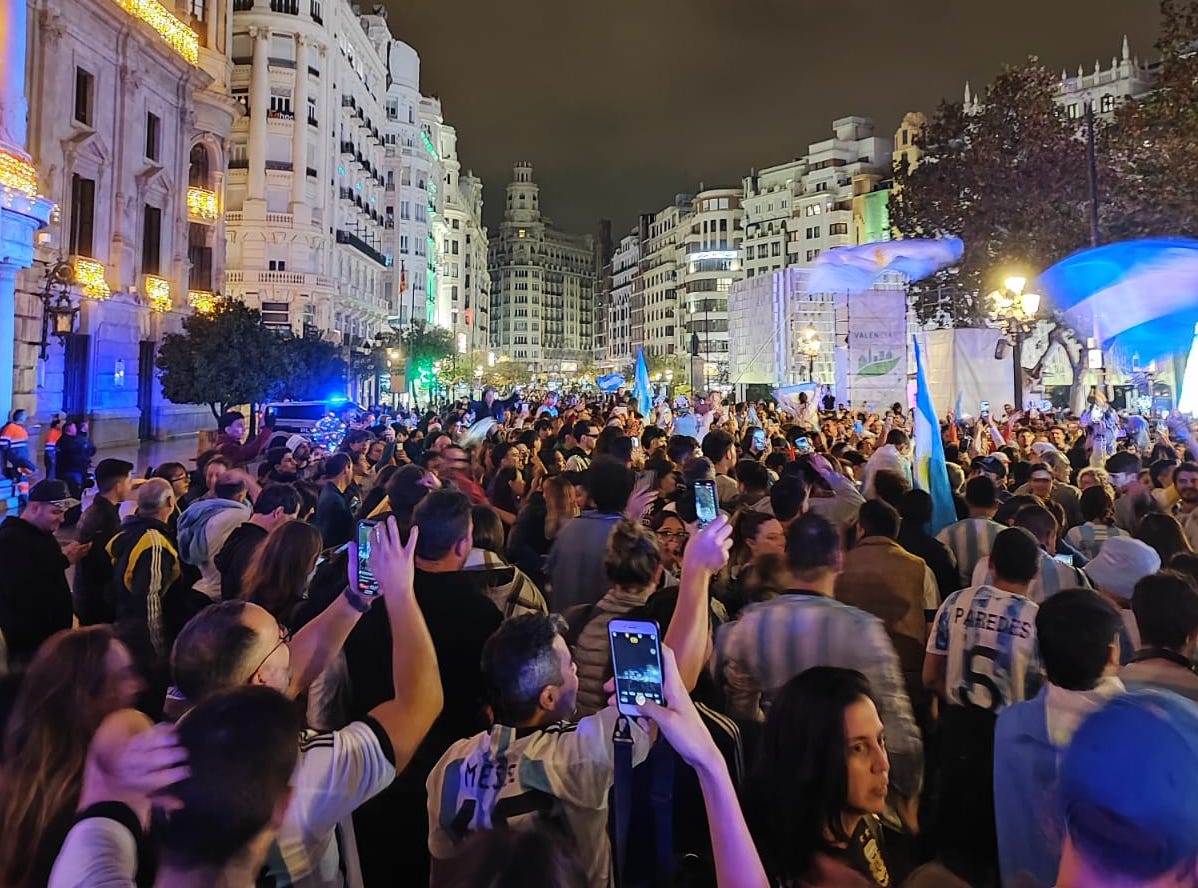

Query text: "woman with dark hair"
[743, 666, 894, 887]
[1135, 511, 1194, 565]
[463, 505, 547, 619]
[358, 463, 401, 519]
[486, 466, 526, 528]
[0, 626, 143, 886]
[241, 519, 324, 627]
[507, 475, 577, 591]
[650, 511, 689, 580]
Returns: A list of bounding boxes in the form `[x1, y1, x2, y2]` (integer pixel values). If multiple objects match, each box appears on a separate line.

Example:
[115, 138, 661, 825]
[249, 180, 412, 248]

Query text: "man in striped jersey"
[936, 475, 1005, 589]
[923, 526, 1044, 883]
[714, 512, 924, 807]
[969, 503, 1090, 604]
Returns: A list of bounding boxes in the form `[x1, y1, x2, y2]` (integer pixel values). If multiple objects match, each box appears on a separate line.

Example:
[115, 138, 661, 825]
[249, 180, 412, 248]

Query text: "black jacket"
[73, 496, 122, 624]
[897, 522, 960, 603]
[55, 432, 96, 477]
[468, 392, 519, 423]
[313, 482, 355, 549]
[0, 516, 71, 668]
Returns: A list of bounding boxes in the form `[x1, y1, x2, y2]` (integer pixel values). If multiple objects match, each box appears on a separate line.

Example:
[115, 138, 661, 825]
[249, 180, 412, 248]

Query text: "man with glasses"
[0, 478, 88, 669]
[168, 517, 444, 888]
[565, 420, 599, 472]
[73, 458, 134, 626]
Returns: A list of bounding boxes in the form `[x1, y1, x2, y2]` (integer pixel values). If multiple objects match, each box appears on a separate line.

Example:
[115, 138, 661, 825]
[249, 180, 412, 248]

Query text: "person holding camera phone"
[425, 516, 732, 887]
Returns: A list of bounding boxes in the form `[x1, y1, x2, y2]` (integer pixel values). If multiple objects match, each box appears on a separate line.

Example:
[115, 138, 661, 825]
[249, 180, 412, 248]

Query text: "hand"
[89, 721, 190, 812]
[631, 646, 720, 769]
[625, 480, 657, 523]
[370, 517, 418, 599]
[681, 515, 732, 574]
[62, 540, 91, 564]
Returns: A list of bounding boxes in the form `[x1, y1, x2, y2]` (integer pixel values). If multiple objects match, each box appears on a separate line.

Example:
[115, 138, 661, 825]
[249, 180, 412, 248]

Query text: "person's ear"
[538, 683, 558, 713]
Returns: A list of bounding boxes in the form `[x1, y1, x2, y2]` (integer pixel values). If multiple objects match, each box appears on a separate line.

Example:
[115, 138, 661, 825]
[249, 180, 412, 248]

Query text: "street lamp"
[38, 258, 79, 361]
[800, 325, 821, 382]
[988, 275, 1042, 409]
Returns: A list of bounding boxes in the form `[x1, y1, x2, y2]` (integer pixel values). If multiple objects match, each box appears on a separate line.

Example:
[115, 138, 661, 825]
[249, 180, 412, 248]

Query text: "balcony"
[264, 160, 293, 172]
[268, 57, 296, 69]
[186, 186, 219, 223]
[228, 158, 248, 170]
[336, 229, 390, 267]
[144, 275, 173, 312]
[188, 290, 217, 313]
[266, 109, 294, 122]
[74, 257, 111, 299]
[113, 0, 198, 64]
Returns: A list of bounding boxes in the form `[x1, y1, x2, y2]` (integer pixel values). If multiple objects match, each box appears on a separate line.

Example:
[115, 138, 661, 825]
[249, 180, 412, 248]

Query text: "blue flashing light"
[328, 395, 348, 403]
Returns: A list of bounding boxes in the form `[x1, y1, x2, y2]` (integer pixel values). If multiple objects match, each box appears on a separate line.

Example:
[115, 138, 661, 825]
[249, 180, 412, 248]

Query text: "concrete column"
[247, 25, 270, 204]
[290, 35, 308, 209]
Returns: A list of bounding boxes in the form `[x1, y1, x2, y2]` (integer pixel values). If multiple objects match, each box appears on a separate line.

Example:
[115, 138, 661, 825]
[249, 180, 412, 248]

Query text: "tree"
[400, 323, 454, 403]
[893, 60, 1094, 325]
[1103, 0, 1198, 239]
[278, 334, 348, 401]
[156, 297, 288, 420]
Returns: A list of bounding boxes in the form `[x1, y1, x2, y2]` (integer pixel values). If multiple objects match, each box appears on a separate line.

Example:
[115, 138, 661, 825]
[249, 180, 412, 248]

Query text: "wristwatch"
[342, 585, 373, 614]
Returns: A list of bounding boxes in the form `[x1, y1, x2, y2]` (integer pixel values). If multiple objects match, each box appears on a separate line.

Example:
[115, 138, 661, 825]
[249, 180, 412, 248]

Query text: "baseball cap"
[28, 479, 80, 509]
[1083, 536, 1161, 601]
[974, 455, 1007, 479]
[94, 458, 134, 487]
[1029, 465, 1054, 481]
[1061, 690, 1198, 881]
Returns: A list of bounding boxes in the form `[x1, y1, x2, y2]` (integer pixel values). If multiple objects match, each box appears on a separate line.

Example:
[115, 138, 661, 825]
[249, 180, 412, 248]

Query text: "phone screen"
[693, 480, 718, 529]
[356, 520, 379, 595]
[853, 421, 864, 435]
[1054, 553, 1074, 567]
[609, 621, 665, 716]
[752, 429, 766, 450]
[795, 436, 811, 453]
[630, 436, 640, 450]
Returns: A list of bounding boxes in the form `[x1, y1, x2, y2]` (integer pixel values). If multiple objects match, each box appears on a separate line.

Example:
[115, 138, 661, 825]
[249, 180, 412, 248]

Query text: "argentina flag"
[913, 335, 957, 535]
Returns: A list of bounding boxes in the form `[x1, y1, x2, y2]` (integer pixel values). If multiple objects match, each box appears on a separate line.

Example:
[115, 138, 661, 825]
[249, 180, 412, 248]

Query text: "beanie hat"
[1083, 536, 1161, 601]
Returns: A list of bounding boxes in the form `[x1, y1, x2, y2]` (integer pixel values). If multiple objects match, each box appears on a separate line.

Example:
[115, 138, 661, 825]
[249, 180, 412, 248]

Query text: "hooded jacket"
[108, 515, 181, 658]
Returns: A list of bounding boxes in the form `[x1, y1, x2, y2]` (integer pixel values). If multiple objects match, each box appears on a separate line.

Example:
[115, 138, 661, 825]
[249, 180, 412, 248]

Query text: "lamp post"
[800, 325, 821, 382]
[988, 275, 1042, 410]
[38, 258, 79, 361]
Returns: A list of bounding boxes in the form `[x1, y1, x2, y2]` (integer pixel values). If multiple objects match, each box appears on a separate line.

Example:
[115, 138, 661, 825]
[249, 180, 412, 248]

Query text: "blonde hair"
[543, 475, 577, 540]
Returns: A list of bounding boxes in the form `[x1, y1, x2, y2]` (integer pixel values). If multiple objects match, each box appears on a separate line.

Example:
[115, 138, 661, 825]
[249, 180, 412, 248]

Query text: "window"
[145, 112, 160, 161]
[806, 249, 820, 261]
[400, 234, 409, 253]
[1100, 94, 1114, 113]
[268, 259, 287, 271]
[68, 174, 96, 257]
[829, 222, 849, 236]
[142, 205, 162, 275]
[805, 204, 822, 216]
[805, 226, 820, 239]
[74, 67, 94, 125]
[1067, 103, 1080, 119]
[771, 242, 781, 257]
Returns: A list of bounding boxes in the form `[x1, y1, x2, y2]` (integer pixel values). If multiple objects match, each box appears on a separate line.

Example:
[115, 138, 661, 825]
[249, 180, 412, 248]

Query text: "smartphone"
[356, 519, 380, 595]
[752, 428, 766, 451]
[980, 400, 990, 419]
[853, 421, 864, 435]
[1054, 553, 1074, 567]
[630, 435, 640, 451]
[795, 436, 812, 454]
[693, 479, 718, 529]
[608, 619, 665, 716]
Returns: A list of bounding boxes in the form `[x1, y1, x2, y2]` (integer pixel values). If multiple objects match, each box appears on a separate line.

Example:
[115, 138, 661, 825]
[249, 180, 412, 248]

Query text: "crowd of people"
[1, 385, 1198, 887]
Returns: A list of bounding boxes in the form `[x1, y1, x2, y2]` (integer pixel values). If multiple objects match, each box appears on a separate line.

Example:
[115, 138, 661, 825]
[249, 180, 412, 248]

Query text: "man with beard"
[1173, 462, 1198, 550]
[262, 445, 300, 484]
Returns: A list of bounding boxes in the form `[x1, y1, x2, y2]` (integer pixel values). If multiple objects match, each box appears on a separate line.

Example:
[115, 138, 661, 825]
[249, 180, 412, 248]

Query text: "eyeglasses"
[169, 475, 188, 485]
[657, 531, 688, 540]
[248, 622, 291, 681]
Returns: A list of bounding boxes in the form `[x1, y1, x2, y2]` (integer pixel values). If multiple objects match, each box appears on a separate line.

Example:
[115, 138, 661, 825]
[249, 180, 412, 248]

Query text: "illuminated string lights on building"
[187, 289, 216, 312]
[113, 0, 198, 64]
[74, 257, 111, 299]
[144, 275, 172, 312]
[186, 186, 219, 222]
[0, 148, 39, 198]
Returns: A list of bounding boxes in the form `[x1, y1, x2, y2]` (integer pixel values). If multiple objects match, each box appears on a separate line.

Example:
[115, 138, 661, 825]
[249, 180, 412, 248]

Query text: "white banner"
[844, 289, 907, 409]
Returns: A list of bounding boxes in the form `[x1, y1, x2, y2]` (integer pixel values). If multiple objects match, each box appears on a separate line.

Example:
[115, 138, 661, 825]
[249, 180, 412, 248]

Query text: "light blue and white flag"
[913, 336, 957, 535]
[633, 349, 653, 418]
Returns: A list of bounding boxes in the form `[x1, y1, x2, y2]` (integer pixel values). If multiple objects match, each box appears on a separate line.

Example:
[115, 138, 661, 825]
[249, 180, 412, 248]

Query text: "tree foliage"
[278, 334, 348, 401]
[1103, 0, 1198, 239]
[892, 60, 1093, 325]
[401, 323, 455, 372]
[156, 298, 289, 420]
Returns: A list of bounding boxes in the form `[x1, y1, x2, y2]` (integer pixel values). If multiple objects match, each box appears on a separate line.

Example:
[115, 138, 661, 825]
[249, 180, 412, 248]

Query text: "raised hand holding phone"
[682, 513, 732, 575]
[609, 619, 665, 717]
[369, 516, 419, 599]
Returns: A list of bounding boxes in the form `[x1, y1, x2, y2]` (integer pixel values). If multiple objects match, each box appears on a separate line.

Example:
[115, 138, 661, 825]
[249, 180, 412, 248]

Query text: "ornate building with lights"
[489, 163, 595, 375]
[11, 0, 237, 444]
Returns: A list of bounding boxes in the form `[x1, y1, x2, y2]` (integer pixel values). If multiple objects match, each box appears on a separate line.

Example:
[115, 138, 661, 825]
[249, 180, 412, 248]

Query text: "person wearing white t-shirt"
[923, 526, 1045, 885]
[427, 517, 733, 887]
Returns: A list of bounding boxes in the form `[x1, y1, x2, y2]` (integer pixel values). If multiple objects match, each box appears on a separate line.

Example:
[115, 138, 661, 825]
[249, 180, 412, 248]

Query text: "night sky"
[384, 0, 1161, 235]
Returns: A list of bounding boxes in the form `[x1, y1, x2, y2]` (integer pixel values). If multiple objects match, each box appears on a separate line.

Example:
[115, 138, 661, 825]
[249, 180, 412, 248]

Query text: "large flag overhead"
[807, 237, 964, 295]
[912, 336, 957, 535]
[633, 348, 653, 418]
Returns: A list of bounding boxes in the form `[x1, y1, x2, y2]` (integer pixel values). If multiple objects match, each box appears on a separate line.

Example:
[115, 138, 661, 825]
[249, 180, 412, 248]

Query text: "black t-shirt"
[215, 521, 268, 601]
[344, 568, 503, 887]
[832, 815, 891, 887]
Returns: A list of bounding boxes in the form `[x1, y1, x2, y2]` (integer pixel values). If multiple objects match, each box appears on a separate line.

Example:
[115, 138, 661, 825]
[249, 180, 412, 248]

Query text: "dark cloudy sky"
[384, 0, 1161, 235]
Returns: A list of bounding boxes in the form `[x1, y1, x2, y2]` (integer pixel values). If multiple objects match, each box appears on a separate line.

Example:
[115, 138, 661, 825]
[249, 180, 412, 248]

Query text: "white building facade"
[489, 163, 594, 373]
[12, 0, 236, 444]
[681, 188, 743, 388]
[605, 231, 640, 372]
